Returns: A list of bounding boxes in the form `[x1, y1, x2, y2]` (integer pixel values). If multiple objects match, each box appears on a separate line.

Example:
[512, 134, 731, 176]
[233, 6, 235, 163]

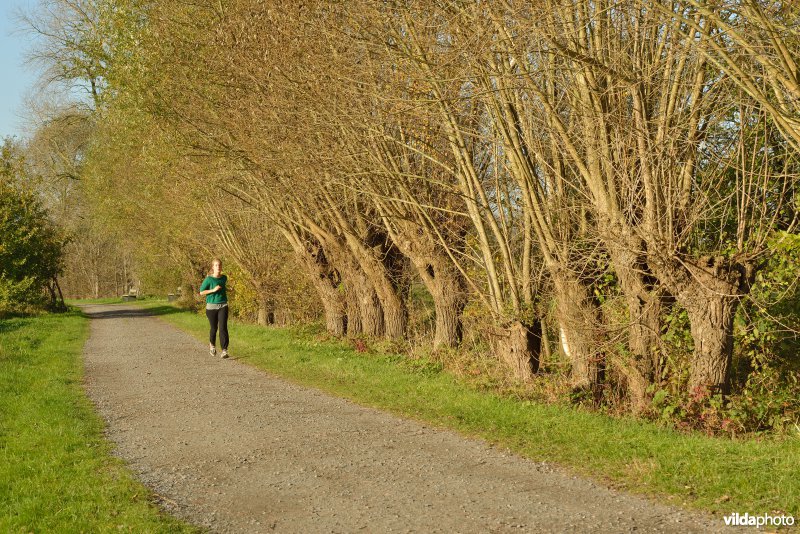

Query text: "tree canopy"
[0, 140, 66, 311]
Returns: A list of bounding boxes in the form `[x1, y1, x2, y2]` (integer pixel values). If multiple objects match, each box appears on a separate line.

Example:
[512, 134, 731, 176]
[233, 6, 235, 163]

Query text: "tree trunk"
[605, 230, 663, 412]
[685, 294, 739, 395]
[356, 283, 384, 337]
[334, 245, 385, 337]
[382, 301, 407, 339]
[323, 306, 346, 336]
[282, 231, 347, 337]
[342, 230, 406, 339]
[620, 291, 663, 412]
[540, 322, 552, 368]
[256, 298, 275, 326]
[387, 227, 466, 348]
[554, 276, 604, 394]
[257, 307, 268, 326]
[495, 320, 541, 380]
[418, 258, 466, 349]
[432, 286, 465, 349]
[53, 276, 65, 308]
[46, 279, 58, 307]
[313, 233, 385, 337]
[345, 289, 362, 336]
[296, 275, 347, 335]
[649, 253, 754, 396]
[308, 271, 347, 336]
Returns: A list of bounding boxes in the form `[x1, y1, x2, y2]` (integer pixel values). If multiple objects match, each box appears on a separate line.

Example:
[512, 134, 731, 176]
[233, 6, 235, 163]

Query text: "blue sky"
[1, 0, 39, 141]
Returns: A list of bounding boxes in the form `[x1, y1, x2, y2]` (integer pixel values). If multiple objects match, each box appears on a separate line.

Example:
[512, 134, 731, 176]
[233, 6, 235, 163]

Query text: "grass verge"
[0, 309, 196, 533]
[65, 295, 168, 305]
[65, 297, 124, 305]
[139, 300, 799, 520]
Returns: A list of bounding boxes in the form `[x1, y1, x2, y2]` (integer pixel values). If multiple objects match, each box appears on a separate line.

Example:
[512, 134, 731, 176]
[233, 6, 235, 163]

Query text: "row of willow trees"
[34, 0, 799, 418]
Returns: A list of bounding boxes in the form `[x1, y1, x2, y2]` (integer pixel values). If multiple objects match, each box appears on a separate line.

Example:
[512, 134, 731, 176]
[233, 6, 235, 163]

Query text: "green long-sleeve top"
[199, 275, 228, 304]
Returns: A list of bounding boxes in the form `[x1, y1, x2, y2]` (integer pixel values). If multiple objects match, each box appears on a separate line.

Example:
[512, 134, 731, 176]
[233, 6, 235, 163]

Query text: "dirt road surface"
[81, 304, 736, 533]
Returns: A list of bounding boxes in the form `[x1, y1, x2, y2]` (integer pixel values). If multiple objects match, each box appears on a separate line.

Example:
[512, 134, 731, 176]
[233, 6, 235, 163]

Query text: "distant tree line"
[24, 0, 799, 432]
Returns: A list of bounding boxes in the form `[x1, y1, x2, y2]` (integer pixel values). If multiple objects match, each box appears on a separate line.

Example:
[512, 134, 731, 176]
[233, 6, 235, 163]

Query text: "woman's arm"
[199, 286, 221, 296]
[199, 278, 212, 296]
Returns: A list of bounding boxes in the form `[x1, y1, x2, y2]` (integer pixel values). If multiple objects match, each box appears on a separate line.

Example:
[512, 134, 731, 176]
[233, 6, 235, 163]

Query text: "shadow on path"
[81, 305, 185, 320]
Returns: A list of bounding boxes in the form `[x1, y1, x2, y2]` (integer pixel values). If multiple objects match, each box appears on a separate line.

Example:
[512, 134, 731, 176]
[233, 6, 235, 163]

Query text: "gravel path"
[81, 304, 736, 533]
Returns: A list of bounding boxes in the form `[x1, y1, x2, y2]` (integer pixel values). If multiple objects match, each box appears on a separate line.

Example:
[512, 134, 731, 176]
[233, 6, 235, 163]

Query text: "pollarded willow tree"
[339, 2, 555, 379]
[34, 0, 799, 416]
[336, 0, 799, 398]
[471, 0, 799, 397]
[104, 0, 402, 338]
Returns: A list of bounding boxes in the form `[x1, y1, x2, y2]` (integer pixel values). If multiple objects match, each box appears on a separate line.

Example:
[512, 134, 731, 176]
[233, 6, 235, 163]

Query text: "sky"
[0, 0, 39, 141]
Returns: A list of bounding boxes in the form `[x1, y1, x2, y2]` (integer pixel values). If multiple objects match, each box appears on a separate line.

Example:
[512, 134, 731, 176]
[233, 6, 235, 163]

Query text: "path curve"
[81, 304, 733, 533]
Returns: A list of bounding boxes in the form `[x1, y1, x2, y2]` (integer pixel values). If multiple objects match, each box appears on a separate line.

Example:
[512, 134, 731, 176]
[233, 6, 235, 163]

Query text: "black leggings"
[206, 306, 229, 350]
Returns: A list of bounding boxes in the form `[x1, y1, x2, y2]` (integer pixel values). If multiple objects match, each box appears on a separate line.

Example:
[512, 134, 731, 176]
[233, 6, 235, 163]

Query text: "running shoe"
[210, 345, 217, 357]
[221, 349, 229, 359]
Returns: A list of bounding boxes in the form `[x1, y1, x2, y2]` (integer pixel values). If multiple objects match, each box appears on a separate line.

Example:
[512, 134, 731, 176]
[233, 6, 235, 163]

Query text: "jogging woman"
[199, 258, 230, 358]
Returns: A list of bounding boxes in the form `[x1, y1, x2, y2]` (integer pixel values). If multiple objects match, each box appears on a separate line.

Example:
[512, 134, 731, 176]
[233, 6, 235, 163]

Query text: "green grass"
[0, 309, 196, 533]
[140, 300, 800, 519]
